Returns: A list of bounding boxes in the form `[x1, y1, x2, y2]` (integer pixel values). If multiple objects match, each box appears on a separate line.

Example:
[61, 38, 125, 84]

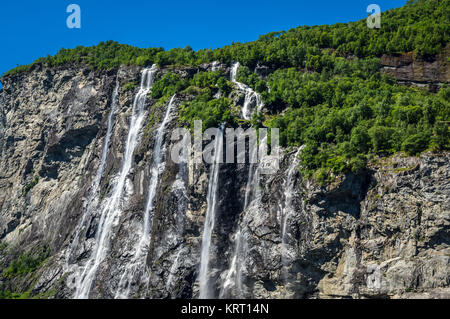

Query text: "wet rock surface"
[0, 63, 448, 299]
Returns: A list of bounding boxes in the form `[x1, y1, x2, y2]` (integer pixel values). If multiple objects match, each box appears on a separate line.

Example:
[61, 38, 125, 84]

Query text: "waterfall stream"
[219, 214, 247, 298]
[71, 62, 293, 299]
[166, 248, 183, 292]
[198, 126, 224, 299]
[218, 65, 267, 297]
[220, 136, 266, 298]
[173, 132, 189, 236]
[164, 131, 190, 296]
[66, 77, 119, 265]
[230, 62, 263, 120]
[74, 66, 158, 299]
[115, 95, 177, 298]
[280, 147, 303, 282]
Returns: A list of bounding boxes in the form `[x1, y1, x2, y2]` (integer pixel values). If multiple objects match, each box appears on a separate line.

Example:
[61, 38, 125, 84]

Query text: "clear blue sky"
[1, 0, 406, 78]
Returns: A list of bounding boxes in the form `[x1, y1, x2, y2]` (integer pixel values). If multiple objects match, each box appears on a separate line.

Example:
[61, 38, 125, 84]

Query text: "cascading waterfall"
[173, 132, 190, 235]
[230, 62, 263, 120]
[115, 95, 177, 299]
[243, 138, 262, 208]
[219, 214, 247, 298]
[280, 147, 303, 281]
[165, 132, 189, 296]
[211, 61, 220, 72]
[221, 64, 281, 298]
[166, 248, 183, 292]
[219, 137, 266, 298]
[66, 77, 119, 265]
[198, 126, 224, 299]
[74, 65, 158, 299]
[219, 62, 271, 296]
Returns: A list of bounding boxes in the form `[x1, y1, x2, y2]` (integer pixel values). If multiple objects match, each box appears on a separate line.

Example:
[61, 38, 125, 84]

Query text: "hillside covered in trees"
[0, 0, 450, 301]
[2, 0, 449, 181]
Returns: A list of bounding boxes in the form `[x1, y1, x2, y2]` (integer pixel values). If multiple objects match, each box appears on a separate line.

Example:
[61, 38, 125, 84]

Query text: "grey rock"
[0, 63, 448, 299]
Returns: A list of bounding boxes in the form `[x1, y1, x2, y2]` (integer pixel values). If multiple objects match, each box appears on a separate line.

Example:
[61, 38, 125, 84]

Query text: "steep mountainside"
[0, 61, 448, 299]
[0, 0, 449, 299]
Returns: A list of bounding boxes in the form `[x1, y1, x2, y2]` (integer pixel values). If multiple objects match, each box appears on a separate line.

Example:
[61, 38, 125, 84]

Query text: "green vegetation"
[22, 176, 39, 197]
[0, 0, 448, 181]
[4, 1, 448, 77]
[236, 65, 267, 93]
[265, 66, 449, 176]
[212, 0, 449, 69]
[124, 82, 137, 92]
[144, 95, 172, 137]
[0, 289, 31, 299]
[180, 94, 238, 130]
[150, 72, 189, 99]
[0, 286, 56, 299]
[2, 245, 50, 279]
[0, 245, 51, 299]
[149, 70, 238, 130]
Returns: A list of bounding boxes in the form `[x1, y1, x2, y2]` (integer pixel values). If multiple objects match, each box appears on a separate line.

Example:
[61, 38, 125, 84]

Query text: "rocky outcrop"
[0, 62, 448, 299]
[380, 45, 450, 92]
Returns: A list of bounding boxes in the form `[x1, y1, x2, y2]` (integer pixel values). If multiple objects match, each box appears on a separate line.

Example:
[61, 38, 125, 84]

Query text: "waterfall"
[211, 61, 220, 72]
[115, 95, 177, 299]
[219, 214, 248, 299]
[243, 138, 262, 208]
[74, 65, 158, 299]
[66, 77, 119, 265]
[280, 147, 303, 281]
[219, 136, 265, 298]
[166, 248, 183, 292]
[172, 132, 190, 236]
[230, 62, 263, 120]
[165, 131, 189, 297]
[198, 126, 224, 299]
[220, 228, 243, 298]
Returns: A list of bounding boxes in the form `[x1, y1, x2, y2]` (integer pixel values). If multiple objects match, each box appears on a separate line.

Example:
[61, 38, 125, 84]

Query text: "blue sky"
[1, 0, 406, 79]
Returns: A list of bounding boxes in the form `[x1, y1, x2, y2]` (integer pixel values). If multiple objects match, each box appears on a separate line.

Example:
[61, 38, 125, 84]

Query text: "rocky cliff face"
[0, 62, 448, 299]
[380, 44, 450, 92]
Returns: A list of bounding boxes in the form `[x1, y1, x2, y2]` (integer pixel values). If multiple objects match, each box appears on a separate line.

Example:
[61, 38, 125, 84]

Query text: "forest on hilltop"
[2, 0, 449, 181]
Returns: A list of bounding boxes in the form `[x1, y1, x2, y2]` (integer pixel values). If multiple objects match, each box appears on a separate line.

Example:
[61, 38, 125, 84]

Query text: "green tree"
[402, 132, 430, 155]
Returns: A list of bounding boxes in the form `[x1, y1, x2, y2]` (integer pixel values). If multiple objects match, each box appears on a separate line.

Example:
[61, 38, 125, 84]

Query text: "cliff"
[0, 60, 448, 299]
[380, 44, 450, 92]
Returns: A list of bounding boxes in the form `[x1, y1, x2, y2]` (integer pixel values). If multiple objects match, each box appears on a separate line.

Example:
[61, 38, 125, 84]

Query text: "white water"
[115, 95, 177, 299]
[198, 126, 224, 299]
[173, 132, 190, 235]
[230, 62, 263, 120]
[220, 228, 243, 298]
[74, 66, 158, 299]
[66, 77, 119, 265]
[211, 61, 220, 72]
[220, 213, 249, 298]
[165, 132, 189, 296]
[281, 147, 303, 281]
[243, 137, 263, 208]
[166, 248, 183, 292]
[220, 136, 266, 298]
